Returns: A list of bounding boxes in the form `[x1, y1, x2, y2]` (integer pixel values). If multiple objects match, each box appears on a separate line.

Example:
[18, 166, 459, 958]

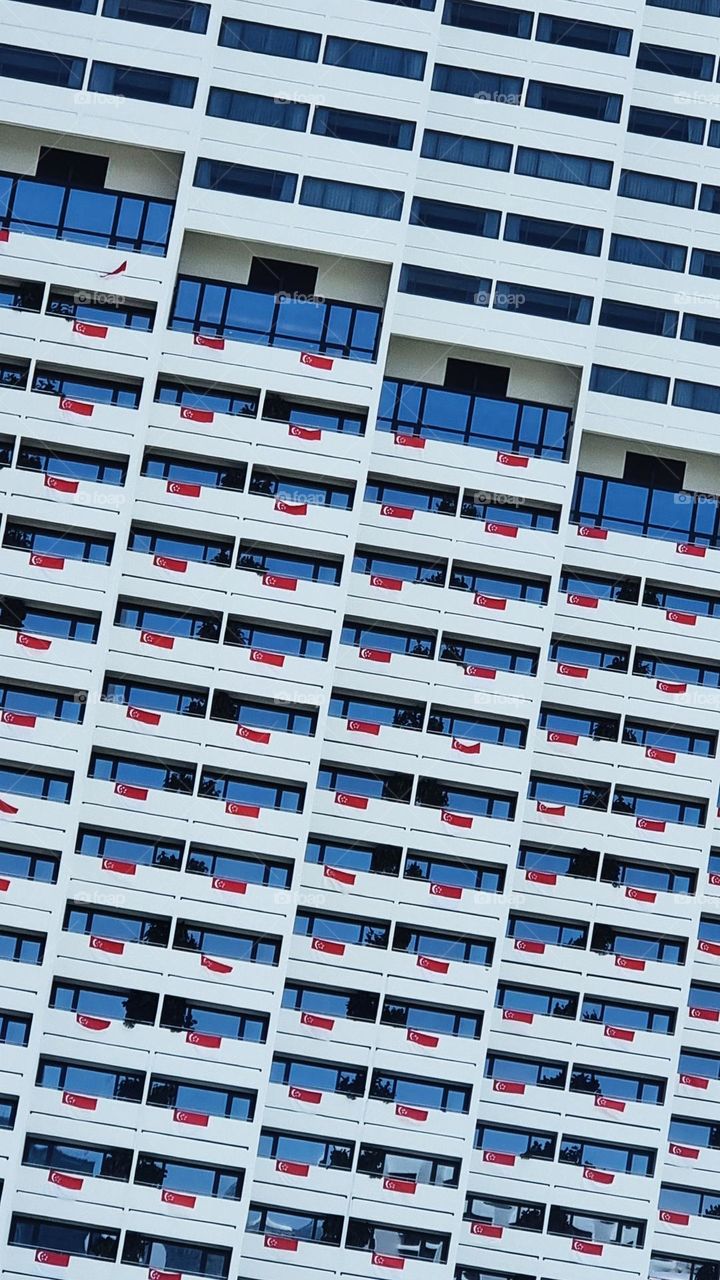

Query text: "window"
[89, 61, 197, 107]
[199, 766, 305, 813]
[238, 542, 342, 585]
[299, 177, 403, 220]
[77, 825, 183, 872]
[599, 298, 678, 337]
[270, 1053, 367, 1097]
[550, 634, 629, 672]
[637, 42, 714, 79]
[421, 129, 512, 171]
[688, 983, 720, 1014]
[323, 36, 426, 80]
[0, 276, 43, 311]
[187, 843, 291, 888]
[1, 1009, 32, 1045]
[32, 366, 141, 408]
[346, 1219, 449, 1262]
[443, 0, 532, 35]
[16, 0, 96, 8]
[312, 106, 415, 149]
[295, 909, 389, 951]
[393, 922, 494, 966]
[517, 845, 598, 880]
[539, 706, 619, 741]
[23, 1135, 133, 1181]
[526, 80, 622, 121]
[450, 563, 548, 602]
[358, 1143, 460, 1187]
[353, 547, 446, 587]
[0, 926, 43, 962]
[612, 787, 706, 828]
[247, 1205, 342, 1247]
[669, 1116, 720, 1152]
[283, 981, 379, 1023]
[644, 580, 720, 620]
[147, 1074, 255, 1120]
[121, 1233, 230, 1277]
[263, 391, 366, 435]
[536, 13, 631, 54]
[690, 247, 720, 279]
[127, 523, 232, 567]
[156, 377, 258, 419]
[592, 923, 686, 966]
[682, 313, 720, 346]
[581, 995, 675, 1035]
[0, 760, 72, 803]
[64, 904, 171, 948]
[259, 1129, 354, 1170]
[589, 364, 670, 403]
[399, 264, 491, 305]
[494, 281, 592, 324]
[89, 750, 195, 795]
[634, 650, 720, 690]
[0, 43, 85, 88]
[496, 981, 579, 1020]
[114, 598, 221, 644]
[648, 0, 720, 12]
[224, 615, 330, 662]
[485, 1050, 567, 1089]
[142, 450, 245, 493]
[507, 913, 588, 950]
[18, 442, 127, 487]
[416, 776, 516, 820]
[0, 678, 85, 724]
[194, 158, 296, 203]
[218, 18, 320, 61]
[341, 617, 436, 660]
[0, 1094, 17, 1127]
[159, 996, 268, 1043]
[9, 1216, 119, 1260]
[623, 720, 714, 759]
[366, 476, 458, 516]
[37, 1056, 145, 1101]
[405, 851, 504, 894]
[440, 632, 538, 675]
[0, 168, 174, 254]
[547, 1206, 645, 1248]
[174, 926, 280, 962]
[427, 705, 526, 747]
[103, 0, 209, 32]
[628, 105, 705, 144]
[515, 145, 612, 187]
[51, 979, 158, 1027]
[211, 690, 317, 737]
[465, 1193, 545, 1233]
[170, 274, 382, 362]
[602, 854, 695, 895]
[206, 86, 308, 131]
[475, 1121, 555, 1161]
[47, 288, 155, 331]
[382, 996, 483, 1039]
[610, 234, 686, 272]
[572, 471, 720, 547]
[369, 1070, 471, 1113]
[570, 1063, 665, 1104]
[329, 690, 424, 731]
[0, 842, 59, 883]
[318, 763, 412, 804]
[432, 63, 523, 102]
[504, 214, 602, 256]
[306, 835, 401, 879]
[528, 775, 610, 810]
[673, 378, 720, 413]
[134, 1153, 243, 1201]
[619, 168, 696, 207]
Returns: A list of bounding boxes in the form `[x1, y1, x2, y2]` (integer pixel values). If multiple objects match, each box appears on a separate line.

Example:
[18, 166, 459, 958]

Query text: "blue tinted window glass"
[219, 18, 320, 60]
[515, 146, 612, 187]
[206, 87, 308, 131]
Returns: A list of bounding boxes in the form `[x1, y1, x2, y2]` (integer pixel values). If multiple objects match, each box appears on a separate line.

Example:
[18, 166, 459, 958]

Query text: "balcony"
[376, 377, 572, 461]
[168, 273, 382, 362]
[0, 170, 174, 256]
[572, 471, 720, 555]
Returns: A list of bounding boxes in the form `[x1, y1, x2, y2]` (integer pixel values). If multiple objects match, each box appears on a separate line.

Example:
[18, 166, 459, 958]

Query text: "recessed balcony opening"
[171, 232, 390, 361]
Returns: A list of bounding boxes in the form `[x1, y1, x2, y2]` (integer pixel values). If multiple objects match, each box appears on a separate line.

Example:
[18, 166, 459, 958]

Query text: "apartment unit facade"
[0, 0, 719, 1278]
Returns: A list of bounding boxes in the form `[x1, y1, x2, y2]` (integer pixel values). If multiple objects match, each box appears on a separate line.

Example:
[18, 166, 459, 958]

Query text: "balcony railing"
[169, 274, 382, 362]
[377, 378, 571, 460]
[0, 170, 174, 256]
[572, 472, 720, 547]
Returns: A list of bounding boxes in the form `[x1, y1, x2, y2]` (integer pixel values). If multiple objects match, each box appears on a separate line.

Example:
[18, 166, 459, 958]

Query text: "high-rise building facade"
[0, 0, 720, 1277]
